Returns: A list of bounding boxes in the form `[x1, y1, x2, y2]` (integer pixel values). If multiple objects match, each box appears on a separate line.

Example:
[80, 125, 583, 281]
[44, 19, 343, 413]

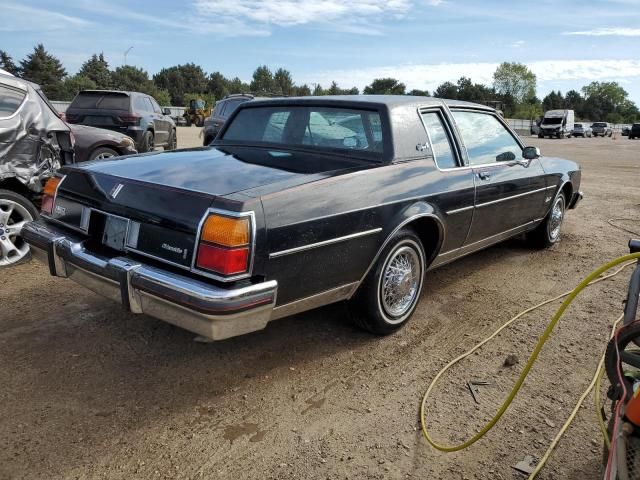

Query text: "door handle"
[477, 171, 491, 181]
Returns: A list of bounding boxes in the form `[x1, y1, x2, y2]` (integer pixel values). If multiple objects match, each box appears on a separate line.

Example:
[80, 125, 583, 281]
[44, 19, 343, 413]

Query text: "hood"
[75, 145, 374, 197]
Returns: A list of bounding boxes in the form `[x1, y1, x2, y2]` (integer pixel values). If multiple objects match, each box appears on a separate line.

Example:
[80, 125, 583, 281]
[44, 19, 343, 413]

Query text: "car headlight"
[120, 136, 135, 148]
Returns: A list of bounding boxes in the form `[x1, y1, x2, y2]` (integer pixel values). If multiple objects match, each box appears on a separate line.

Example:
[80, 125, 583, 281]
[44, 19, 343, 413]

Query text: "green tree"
[62, 75, 97, 101]
[312, 84, 325, 96]
[78, 53, 111, 88]
[154, 63, 207, 106]
[153, 88, 172, 106]
[434, 81, 458, 99]
[20, 44, 67, 99]
[456, 77, 495, 103]
[542, 90, 564, 111]
[207, 72, 229, 99]
[363, 78, 405, 95]
[295, 84, 312, 96]
[227, 76, 249, 94]
[581, 81, 636, 122]
[112, 65, 154, 92]
[273, 68, 294, 95]
[408, 88, 429, 96]
[250, 65, 274, 94]
[493, 61, 537, 103]
[0, 50, 20, 76]
[564, 89, 584, 114]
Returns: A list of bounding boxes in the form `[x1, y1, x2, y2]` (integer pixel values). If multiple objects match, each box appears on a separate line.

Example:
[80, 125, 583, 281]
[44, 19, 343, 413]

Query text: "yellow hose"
[420, 253, 640, 454]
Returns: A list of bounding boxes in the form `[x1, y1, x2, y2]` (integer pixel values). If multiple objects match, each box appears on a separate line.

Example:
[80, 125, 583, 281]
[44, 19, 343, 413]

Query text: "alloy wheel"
[0, 199, 33, 266]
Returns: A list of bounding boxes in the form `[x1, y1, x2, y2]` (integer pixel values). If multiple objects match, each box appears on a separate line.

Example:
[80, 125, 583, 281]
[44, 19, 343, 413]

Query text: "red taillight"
[194, 212, 253, 277]
[41, 177, 62, 214]
[118, 114, 141, 126]
[196, 244, 249, 275]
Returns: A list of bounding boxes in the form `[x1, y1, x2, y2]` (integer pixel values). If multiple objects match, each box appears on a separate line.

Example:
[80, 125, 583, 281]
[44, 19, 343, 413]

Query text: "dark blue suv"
[66, 90, 176, 152]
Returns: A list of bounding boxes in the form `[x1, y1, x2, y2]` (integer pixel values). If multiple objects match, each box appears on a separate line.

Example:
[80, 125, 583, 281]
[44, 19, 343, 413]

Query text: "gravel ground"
[1, 128, 639, 479]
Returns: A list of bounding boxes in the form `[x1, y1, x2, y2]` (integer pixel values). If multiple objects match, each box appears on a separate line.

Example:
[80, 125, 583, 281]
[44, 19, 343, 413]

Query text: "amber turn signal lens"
[201, 215, 249, 247]
[41, 176, 62, 214]
[43, 176, 61, 196]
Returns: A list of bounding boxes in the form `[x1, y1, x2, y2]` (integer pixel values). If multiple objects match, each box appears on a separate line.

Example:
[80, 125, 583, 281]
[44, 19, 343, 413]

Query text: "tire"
[196, 115, 204, 127]
[0, 189, 38, 267]
[538, 134, 544, 139]
[604, 321, 640, 401]
[140, 130, 154, 153]
[185, 117, 192, 127]
[349, 228, 426, 335]
[165, 129, 177, 151]
[89, 146, 119, 161]
[527, 192, 566, 248]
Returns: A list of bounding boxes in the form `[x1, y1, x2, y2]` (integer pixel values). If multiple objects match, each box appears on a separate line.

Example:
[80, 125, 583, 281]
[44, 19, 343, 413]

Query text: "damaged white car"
[0, 71, 74, 266]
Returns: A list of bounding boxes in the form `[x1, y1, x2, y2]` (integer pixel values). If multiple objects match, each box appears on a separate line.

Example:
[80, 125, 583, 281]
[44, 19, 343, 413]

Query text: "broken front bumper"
[21, 220, 277, 340]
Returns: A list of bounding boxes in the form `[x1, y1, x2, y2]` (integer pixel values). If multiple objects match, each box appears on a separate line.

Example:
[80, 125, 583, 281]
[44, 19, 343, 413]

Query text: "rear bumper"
[22, 220, 278, 340]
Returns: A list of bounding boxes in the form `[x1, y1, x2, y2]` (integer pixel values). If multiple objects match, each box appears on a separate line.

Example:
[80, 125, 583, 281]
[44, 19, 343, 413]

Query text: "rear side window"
[0, 85, 26, 117]
[149, 97, 162, 113]
[133, 95, 149, 112]
[223, 99, 245, 117]
[421, 111, 458, 168]
[70, 92, 130, 110]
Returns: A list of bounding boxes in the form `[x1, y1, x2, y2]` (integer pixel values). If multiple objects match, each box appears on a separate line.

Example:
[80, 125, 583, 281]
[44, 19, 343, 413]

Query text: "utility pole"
[124, 46, 133, 66]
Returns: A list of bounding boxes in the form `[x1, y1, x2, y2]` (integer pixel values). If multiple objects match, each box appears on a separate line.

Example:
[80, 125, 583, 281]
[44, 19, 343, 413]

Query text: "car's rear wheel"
[140, 131, 154, 153]
[89, 146, 119, 161]
[528, 192, 566, 248]
[349, 229, 426, 335]
[166, 129, 177, 150]
[0, 189, 38, 267]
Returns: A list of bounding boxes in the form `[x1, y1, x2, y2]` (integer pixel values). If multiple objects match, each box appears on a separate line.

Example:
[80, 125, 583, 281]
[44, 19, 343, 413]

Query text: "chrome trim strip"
[475, 186, 550, 209]
[429, 217, 544, 269]
[270, 282, 359, 320]
[190, 208, 257, 282]
[349, 213, 444, 298]
[446, 205, 474, 215]
[269, 228, 382, 259]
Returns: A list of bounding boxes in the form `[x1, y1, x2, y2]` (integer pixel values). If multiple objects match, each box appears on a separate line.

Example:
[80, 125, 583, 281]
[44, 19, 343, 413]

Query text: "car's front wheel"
[0, 189, 38, 267]
[528, 192, 566, 248]
[89, 146, 119, 161]
[349, 229, 426, 335]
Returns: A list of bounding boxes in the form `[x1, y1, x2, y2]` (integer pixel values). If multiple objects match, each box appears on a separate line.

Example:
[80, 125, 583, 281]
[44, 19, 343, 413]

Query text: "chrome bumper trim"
[22, 220, 278, 341]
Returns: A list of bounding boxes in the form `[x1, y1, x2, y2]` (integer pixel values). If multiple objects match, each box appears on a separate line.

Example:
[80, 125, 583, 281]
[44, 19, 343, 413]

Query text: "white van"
[538, 109, 575, 139]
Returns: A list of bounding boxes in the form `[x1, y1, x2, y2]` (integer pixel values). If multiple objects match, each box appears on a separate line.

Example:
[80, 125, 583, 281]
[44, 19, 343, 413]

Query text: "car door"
[148, 97, 169, 145]
[419, 108, 475, 254]
[450, 109, 548, 245]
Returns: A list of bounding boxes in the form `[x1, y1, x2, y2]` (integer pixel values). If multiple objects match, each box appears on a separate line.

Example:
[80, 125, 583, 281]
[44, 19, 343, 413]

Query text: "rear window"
[0, 84, 26, 116]
[593, 122, 607, 127]
[70, 92, 130, 110]
[221, 105, 385, 158]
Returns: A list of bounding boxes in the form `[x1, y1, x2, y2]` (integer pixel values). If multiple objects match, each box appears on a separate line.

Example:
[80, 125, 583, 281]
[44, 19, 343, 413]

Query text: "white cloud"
[193, 0, 411, 35]
[563, 27, 640, 36]
[299, 59, 640, 93]
[0, 2, 91, 31]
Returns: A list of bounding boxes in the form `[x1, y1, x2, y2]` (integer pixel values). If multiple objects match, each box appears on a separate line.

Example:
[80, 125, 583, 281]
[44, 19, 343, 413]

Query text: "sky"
[2, 0, 640, 103]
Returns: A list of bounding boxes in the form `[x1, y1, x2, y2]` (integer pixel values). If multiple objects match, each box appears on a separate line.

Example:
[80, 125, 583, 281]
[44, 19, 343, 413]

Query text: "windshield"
[542, 117, 562, 125]
[221, 105, 385, 159]
[70, 92, 130, 110]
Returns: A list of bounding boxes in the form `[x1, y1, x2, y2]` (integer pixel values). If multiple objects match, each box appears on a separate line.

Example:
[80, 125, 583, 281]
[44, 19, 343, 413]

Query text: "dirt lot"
[1, 130, 639, 479]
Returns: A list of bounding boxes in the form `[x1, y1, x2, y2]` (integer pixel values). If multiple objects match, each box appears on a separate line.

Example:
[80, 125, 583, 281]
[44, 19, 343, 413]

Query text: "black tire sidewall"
[352, 229, 426, 334]
[141, 131, 154, 152]
[0, 189, 38, 220]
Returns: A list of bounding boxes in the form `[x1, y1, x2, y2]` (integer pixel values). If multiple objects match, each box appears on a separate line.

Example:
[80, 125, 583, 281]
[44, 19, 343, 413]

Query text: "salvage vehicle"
[202, 94, 260, 145]
[65, 90, 176, 153]
[538, 109, 575, 138]
[571, 123, 592, 138]
[0, 72, 74, 267]
[22, 96, 583, 340]
[629, 123, 640, 140]
[69, 124, 137, 161]
[591, 122, 612, 137]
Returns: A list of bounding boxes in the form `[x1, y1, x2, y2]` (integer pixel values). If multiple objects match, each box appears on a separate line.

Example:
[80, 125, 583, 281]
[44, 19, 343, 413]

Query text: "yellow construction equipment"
[183, 98, 211, 127]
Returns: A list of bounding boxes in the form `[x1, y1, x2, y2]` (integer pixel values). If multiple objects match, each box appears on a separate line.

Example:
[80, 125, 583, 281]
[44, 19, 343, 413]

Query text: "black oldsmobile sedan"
[22, 96, 582, 340]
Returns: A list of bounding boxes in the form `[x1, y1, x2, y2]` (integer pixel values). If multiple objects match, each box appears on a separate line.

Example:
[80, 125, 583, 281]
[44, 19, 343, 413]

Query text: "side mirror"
[523, 146, 540, 160]
[162, 107, 172, 116]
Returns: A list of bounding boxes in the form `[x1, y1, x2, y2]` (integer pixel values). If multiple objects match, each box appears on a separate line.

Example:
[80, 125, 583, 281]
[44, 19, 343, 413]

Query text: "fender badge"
[109, 183, 124, 199]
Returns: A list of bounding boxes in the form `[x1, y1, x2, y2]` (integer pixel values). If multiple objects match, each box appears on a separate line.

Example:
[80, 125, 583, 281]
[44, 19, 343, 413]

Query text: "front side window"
[421, 111, 457, 168]
[222, 106, 385, 158]
[452, 111, 523, 166]
[0, 85, 26, 117]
